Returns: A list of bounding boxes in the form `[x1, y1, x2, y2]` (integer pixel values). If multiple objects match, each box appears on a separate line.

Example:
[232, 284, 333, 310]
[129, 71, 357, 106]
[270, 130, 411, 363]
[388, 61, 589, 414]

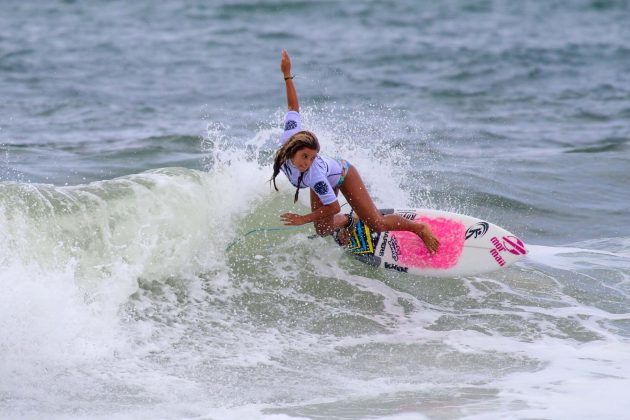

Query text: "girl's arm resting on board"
[281, 49, 299, 112]
[280, 201, 341, 226]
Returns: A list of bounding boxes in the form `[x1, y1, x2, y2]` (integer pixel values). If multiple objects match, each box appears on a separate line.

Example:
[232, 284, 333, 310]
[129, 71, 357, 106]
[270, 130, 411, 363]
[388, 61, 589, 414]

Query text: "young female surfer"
[271, 50, 439, 254]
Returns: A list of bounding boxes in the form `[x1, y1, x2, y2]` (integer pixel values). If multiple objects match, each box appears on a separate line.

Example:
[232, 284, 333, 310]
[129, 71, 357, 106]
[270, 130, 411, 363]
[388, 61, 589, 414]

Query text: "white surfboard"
[343, 208, 527, 277]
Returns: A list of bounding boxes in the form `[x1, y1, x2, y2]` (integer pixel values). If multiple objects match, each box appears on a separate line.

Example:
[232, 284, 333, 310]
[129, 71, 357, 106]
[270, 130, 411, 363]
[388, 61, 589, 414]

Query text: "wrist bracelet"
[284, 75, 294, 80]
[344, 212, 356, 230]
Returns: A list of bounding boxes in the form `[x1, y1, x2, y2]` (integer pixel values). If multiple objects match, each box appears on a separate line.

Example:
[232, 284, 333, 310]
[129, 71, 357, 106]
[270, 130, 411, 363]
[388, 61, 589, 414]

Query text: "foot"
[417, 223, 440, 254]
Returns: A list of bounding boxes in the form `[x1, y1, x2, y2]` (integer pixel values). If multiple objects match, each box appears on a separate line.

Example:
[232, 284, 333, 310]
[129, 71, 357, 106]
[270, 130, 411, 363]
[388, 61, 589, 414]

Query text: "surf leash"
[226, 204, 350, 251]
[225, 226, 309, 251]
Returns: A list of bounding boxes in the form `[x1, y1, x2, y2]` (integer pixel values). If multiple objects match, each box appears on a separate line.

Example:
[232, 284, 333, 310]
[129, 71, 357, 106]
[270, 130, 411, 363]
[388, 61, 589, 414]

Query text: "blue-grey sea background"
[1, 1, 629, 419]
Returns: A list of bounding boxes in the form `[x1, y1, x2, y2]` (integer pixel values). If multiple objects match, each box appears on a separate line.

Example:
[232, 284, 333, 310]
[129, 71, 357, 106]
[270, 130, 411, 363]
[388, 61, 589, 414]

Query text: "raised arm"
[281, 49, 299, 112]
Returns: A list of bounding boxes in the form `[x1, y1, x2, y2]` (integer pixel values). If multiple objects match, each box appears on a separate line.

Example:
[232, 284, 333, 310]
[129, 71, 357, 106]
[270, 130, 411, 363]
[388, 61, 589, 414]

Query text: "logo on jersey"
[313, 181, 328, 195]
[284, 120, 298, 131]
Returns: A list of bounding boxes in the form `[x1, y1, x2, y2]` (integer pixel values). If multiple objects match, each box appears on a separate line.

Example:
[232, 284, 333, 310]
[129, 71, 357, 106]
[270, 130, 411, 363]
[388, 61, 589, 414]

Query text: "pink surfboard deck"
[345, 208, 527, 277]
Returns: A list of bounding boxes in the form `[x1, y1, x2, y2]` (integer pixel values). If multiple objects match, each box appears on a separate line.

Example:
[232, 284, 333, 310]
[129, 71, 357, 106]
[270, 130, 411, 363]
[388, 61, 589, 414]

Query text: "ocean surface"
[1, 1, 629, 419]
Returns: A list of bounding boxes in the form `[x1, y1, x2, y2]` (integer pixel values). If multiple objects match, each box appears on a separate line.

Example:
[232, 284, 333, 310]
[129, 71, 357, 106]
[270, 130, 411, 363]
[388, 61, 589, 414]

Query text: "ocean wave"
[0, 167, 255, 285]
[564, 137, 628, 153]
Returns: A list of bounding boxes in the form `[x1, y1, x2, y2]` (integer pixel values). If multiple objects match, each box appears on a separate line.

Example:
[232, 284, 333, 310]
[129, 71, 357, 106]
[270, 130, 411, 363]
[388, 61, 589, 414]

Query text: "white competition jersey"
[279, 111, 343, 205]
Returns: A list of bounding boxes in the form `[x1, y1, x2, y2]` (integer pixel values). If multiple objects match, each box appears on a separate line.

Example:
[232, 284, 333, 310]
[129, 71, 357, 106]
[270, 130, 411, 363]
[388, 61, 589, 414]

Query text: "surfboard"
[343, 208, 527, 277]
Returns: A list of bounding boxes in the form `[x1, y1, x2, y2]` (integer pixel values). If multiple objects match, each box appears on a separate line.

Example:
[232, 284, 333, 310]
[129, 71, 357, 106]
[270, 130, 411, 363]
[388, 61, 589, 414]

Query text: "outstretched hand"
[281, 212, 307, 226]
[281, 49, 292, 77]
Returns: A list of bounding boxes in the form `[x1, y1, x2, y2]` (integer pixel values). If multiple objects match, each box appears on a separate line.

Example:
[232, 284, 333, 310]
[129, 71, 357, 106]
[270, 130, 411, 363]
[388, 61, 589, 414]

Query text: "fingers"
[281, 49, 291, 73]
[420, 231, 440, 255]
[281, 49, 290, 64]
[426, 236, 440, 255]
[280, 212, 300, 226]
[428, 239, 440, 255]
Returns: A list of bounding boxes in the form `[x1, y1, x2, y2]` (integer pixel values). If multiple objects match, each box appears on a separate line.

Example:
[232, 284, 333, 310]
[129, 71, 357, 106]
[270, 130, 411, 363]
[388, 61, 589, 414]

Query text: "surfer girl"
[271, 50, 439, 254]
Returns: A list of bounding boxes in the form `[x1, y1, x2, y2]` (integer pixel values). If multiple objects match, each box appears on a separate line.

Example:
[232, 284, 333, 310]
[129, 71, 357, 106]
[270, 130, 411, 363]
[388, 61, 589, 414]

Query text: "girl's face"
[291, 147, 318, 172]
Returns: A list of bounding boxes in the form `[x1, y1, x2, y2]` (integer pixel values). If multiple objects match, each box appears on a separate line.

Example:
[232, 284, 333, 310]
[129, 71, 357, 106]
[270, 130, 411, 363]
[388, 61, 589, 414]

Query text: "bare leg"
[340, 166, 440, 253]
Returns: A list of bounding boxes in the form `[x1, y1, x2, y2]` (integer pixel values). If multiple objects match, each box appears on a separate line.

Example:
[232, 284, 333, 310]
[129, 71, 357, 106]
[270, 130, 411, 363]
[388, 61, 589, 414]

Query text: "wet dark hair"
[271, 131, 320, 203]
